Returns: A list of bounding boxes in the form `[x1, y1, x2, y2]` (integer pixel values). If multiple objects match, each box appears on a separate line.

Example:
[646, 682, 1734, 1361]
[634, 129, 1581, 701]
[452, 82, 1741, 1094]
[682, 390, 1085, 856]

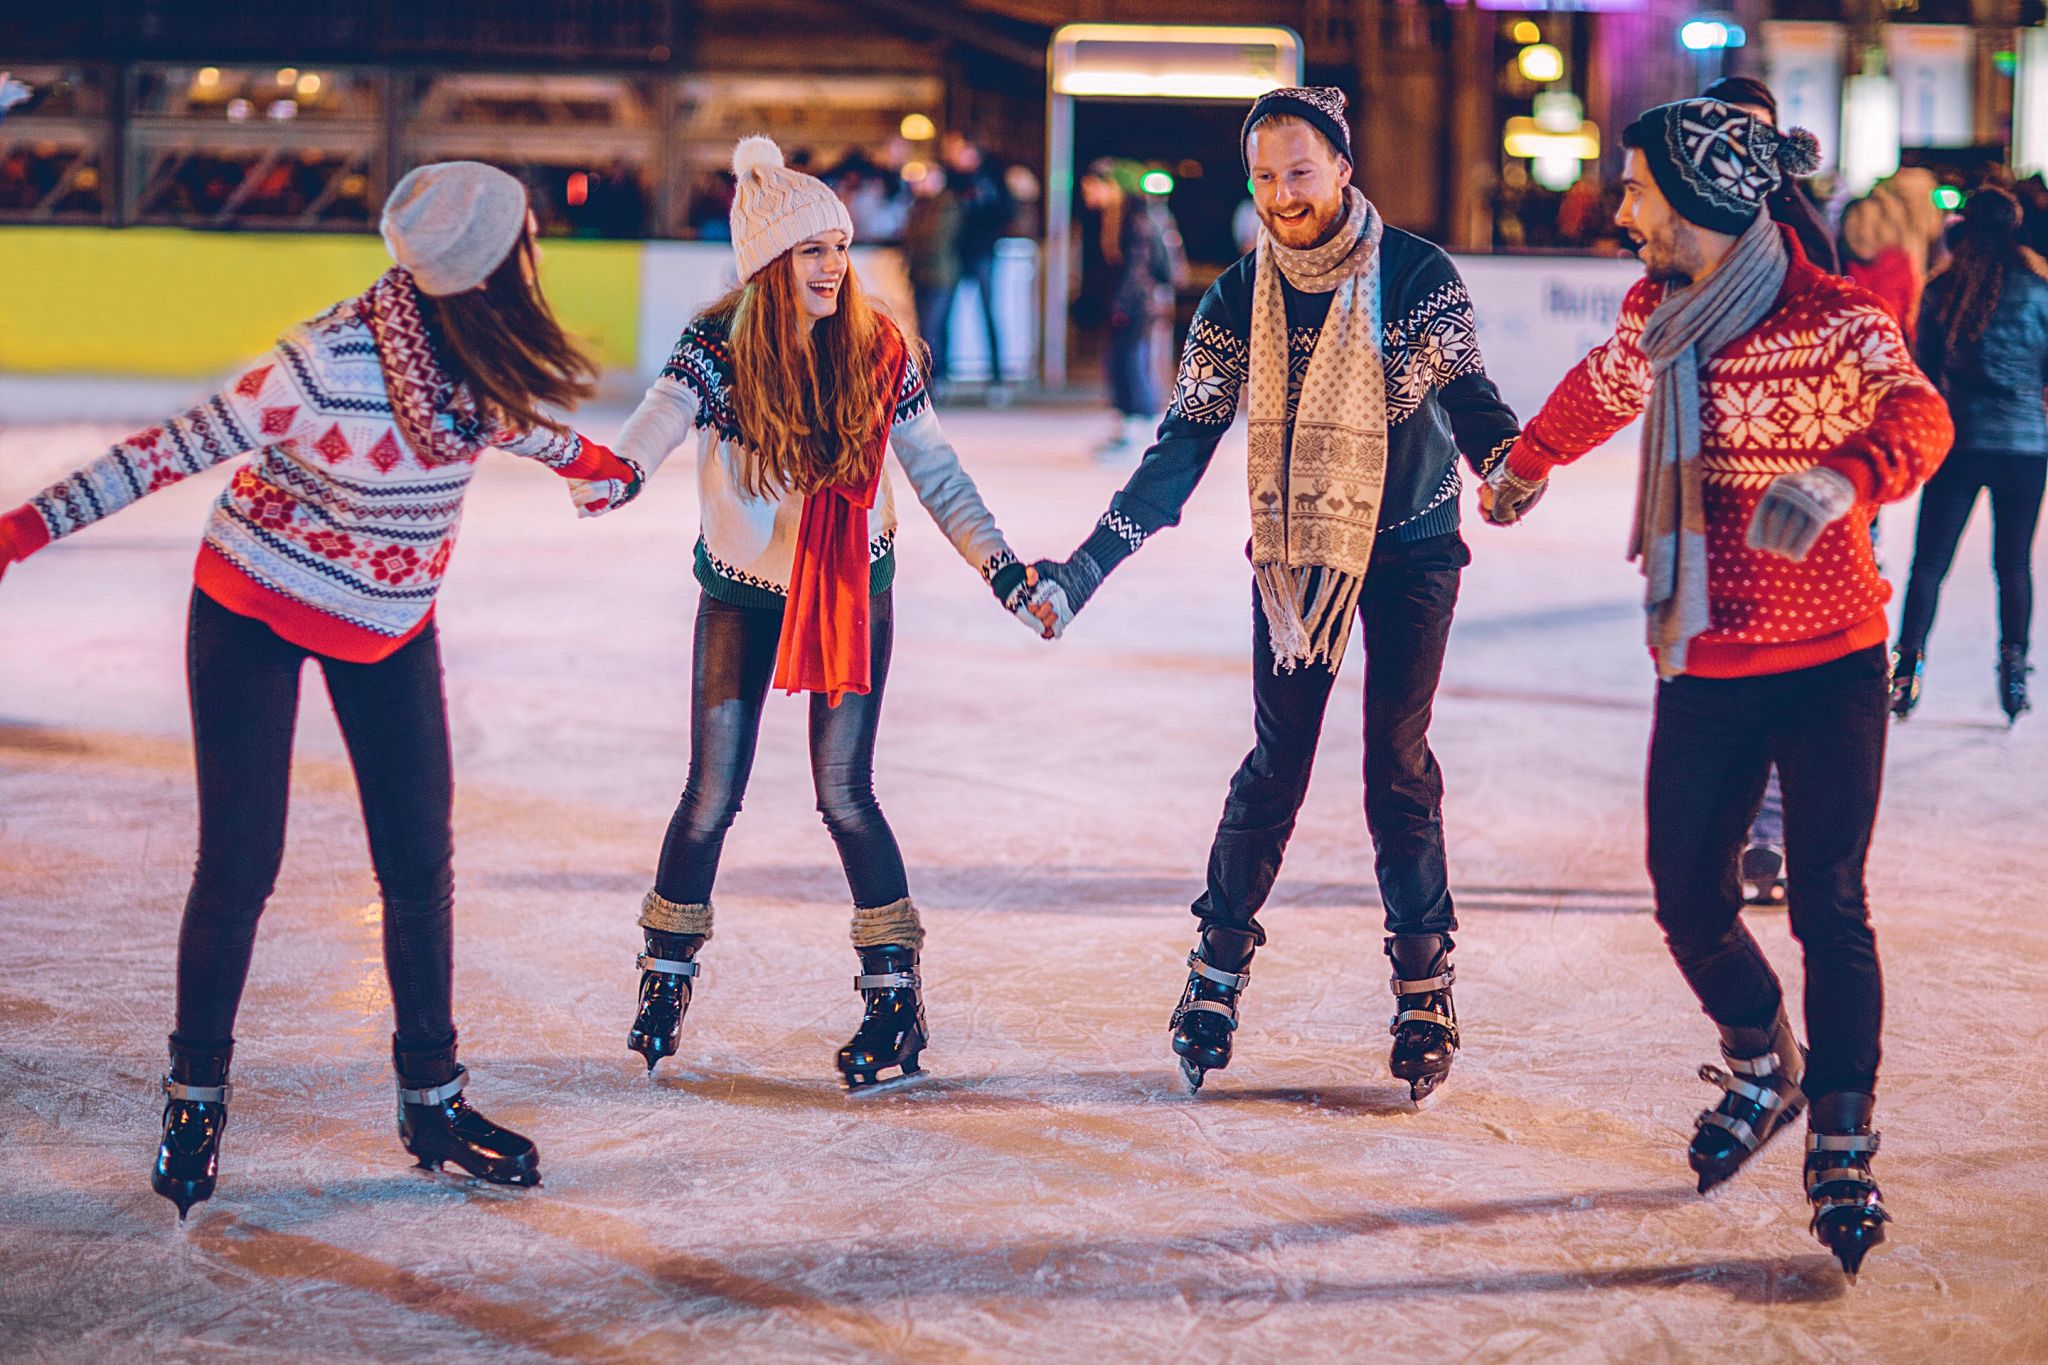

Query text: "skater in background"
[1891, 185, 2047, 724]
[1484, 99, 1951, 1276]
[903, 162, 962, 396]
[0, 163, 638, 1215]
[942, 132, 1015, 396]
[573, 137, 1056, 1092]
[1031, 88, 1522, 1106]
[1076, 158, 1185, 460]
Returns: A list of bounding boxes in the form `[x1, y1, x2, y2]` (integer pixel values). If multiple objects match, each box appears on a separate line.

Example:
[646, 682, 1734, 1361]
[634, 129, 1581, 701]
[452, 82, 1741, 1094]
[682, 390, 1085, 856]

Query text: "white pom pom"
[732, 135, 784, 181]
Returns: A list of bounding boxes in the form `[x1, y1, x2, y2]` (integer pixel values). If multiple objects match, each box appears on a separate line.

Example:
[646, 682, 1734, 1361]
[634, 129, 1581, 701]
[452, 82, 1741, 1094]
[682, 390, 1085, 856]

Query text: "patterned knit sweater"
[0, 296, 631, 662]
[593, 316, 1021, 608]
[1506, 229, 1953, 678]
[1063, 225, 1522, 581]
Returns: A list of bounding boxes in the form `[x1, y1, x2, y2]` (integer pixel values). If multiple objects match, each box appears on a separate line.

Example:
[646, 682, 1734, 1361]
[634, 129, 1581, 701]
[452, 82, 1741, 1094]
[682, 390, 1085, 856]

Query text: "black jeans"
[953, 251, 1004, 381]
[174, 590, 456, 1057]
[654, 590, 908, 909]
[1897, 450, 2048, 655]
[1105, 318, 1158, 418]
[1645, 646, 1889, 1097]
[1193, 533, 1469, 942]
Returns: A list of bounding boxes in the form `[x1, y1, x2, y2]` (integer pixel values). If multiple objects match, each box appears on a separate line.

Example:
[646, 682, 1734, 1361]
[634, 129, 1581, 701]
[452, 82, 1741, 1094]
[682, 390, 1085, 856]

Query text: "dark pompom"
[1776, 127, 1822, 179]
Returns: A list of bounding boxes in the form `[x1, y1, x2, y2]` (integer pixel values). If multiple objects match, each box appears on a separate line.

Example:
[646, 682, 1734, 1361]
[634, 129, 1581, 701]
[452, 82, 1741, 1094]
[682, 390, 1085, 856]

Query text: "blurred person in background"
[1077, 159, 1185, 460]
[0, 163, 637, 1216]
[1891, 186, 2047, 724]
[942, 132, 1014, 394]
[904, 161, 963, 393]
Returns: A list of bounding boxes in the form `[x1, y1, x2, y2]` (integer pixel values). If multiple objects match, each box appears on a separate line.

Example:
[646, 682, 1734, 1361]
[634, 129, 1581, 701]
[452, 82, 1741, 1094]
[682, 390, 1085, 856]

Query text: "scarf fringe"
[1258, 563, 1364, 672]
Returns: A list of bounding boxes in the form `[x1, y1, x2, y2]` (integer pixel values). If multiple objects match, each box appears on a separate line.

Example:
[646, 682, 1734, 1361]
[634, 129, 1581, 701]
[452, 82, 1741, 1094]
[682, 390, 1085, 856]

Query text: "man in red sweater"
[1483, 98, 1951, 1278]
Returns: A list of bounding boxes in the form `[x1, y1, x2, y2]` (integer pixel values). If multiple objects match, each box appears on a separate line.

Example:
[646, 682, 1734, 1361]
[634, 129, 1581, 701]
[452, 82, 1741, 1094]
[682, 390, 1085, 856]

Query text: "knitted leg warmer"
[850, 896, 923, 951]
[639, 891, 714, 939]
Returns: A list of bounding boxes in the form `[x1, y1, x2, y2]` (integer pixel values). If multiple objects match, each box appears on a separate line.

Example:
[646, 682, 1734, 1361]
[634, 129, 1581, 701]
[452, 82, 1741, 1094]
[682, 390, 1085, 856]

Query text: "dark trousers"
[174, 590, 456, 1057]
[1646, 646, 1889, 1097]
[1104, 318, 1157, 418]
[1193, 533, 1469, 942]
[1897, 451, 2048, 655]
[954, 251, 1004, 381]
[915, 282, 957, 382]
[654, 591, 908, 909]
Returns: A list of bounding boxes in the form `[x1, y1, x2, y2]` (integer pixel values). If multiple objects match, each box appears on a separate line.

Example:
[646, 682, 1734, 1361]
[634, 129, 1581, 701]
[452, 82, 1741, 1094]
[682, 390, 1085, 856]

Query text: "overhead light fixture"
[1517, 43, 1565, 83]
[899, 112, 936, 141]
[1503, 117, 1600, 161]
[1512, 20, 1541, 44]
[1140, 169, 1175, 194]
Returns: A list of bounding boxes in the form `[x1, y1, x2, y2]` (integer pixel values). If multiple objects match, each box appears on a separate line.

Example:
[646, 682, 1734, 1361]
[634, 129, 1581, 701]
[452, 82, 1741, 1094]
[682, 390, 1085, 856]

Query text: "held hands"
[1480, 461, 1547, 526]
[569, 459, 645, 519]
[996, 563, 1064, 640]
[1747, 466, 1857, 562]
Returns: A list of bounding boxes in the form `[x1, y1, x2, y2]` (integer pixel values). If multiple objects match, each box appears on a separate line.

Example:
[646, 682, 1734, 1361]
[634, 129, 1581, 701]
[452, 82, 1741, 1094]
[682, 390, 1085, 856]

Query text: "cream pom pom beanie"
[729, 135, 855, 283]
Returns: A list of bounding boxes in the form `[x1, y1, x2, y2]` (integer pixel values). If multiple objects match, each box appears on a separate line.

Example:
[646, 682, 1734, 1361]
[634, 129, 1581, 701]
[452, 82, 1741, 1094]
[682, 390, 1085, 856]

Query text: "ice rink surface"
[2, 396, 2044, 1361]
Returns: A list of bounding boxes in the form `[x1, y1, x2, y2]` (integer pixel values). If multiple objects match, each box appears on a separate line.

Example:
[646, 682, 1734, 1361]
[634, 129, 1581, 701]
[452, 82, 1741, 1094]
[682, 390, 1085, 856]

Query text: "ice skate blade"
[1404, 1076, 1448, 1113]
[626, 1029, 680, 1073]
[1179, 1056, 1206, 1092]
[842, 1065, 928, 1097]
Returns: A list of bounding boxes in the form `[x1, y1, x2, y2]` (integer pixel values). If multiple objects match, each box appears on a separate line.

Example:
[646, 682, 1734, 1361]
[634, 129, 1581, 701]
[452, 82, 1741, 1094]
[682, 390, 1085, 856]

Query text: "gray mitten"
[1747, 466, 1857, 562]
[1483, 461, 1547, 525]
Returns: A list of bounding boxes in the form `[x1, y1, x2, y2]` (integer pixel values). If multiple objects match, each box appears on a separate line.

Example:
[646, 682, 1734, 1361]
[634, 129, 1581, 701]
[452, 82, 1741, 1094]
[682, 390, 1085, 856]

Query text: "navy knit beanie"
[1241, 86, 1353, 175]
[1622, 98, 1821, 236]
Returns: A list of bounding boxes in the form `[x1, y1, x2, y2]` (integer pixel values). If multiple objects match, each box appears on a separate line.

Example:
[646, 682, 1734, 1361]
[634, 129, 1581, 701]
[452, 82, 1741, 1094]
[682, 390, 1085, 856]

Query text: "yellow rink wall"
[0, 227, 641, 378]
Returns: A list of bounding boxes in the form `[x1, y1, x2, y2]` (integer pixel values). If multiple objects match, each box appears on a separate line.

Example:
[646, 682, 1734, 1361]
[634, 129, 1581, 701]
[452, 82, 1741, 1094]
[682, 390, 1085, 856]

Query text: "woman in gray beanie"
[571, 135, 1055, 1091]
[0, 161, 636, 1215]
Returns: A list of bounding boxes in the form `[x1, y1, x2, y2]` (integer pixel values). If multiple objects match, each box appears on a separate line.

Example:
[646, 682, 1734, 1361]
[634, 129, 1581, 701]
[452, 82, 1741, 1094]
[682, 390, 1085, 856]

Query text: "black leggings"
[172, 590, 456, 1057]
[1896, 451, 2048, 655]
[653, 590, 907, 910]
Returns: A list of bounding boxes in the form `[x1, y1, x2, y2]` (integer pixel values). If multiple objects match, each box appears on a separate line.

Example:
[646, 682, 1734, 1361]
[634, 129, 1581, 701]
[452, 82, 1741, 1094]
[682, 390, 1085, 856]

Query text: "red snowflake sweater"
[1506, 229, 1953, 678]
[0, 294, 630, 663]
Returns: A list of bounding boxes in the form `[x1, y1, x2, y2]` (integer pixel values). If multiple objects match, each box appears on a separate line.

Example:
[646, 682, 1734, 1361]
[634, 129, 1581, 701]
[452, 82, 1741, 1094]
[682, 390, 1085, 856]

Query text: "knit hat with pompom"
[1622, 99, 1822, 236]
[728, 135, 855, 283]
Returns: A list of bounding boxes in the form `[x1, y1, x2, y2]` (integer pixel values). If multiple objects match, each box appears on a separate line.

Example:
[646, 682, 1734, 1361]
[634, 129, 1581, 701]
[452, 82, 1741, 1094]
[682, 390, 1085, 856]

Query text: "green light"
[1140, 169, 1175, 195]
[1934, 185, 1963, 211]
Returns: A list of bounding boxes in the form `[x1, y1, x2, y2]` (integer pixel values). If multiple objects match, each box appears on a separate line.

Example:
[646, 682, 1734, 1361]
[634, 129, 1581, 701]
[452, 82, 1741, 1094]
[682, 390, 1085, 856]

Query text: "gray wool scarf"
[1248, 187, 1386, 671]
[1632, 210, 1788, 676]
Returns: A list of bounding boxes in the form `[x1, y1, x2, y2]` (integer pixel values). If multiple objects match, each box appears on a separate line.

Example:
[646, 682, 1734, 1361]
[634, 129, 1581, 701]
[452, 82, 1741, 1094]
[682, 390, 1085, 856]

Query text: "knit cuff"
[0, 504, 53, 562]
[560, 438, 636, 484]
[1079, 511, 1146, 575]
[639, 891, 714, 938]
[850, 896, 924, 951]
[987, 556, 1027, 605]
[1505, 437, 1557, 483]
[1816, 445, 1880, 504]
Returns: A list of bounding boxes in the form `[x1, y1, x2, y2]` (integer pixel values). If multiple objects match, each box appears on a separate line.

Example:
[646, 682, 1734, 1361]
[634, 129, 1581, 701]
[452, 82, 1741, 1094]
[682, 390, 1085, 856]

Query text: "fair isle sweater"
[1064, 226, 1523, 581]
[596, 317, 1021, 608]
[0, 299, 631, 662]
[1506, 229, 1954, 678]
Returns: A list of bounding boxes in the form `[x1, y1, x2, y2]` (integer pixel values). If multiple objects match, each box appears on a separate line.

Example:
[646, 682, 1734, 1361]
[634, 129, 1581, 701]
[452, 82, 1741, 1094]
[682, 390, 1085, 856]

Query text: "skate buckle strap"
[1389, 966, 1454, 996]
[855, 970, 919, 992]
[1180, 999, 1239, 1029]
[162, 1077, 231, 1104]
[1697, 1110, 1763, 1150]
[637, 954, 700, 979]
[1186, 952, 1251, 991]
[397, 1064, 468, 1107]
[1808, 1131, 1880, 1155]
[1727, 1050, 1787, 1078]
[1390, 1007, 1455, 1034]
[1698, 1063, 1779, 1108]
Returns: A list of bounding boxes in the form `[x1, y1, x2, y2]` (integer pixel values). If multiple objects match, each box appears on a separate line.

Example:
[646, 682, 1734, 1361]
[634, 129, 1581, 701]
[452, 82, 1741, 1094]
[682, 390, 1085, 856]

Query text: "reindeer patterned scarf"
[1247, 187, 1386, 671]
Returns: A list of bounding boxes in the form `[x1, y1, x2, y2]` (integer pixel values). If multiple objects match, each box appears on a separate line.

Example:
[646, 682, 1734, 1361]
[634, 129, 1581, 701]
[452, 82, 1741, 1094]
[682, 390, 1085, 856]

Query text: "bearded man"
[1483, 99, 1951, 1277]
[1033, 87, 1522, 1107]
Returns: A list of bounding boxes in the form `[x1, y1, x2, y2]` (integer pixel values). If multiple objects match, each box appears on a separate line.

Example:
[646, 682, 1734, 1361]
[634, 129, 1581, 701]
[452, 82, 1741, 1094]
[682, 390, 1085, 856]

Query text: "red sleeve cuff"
[1817, 446, 1880, 503]
[557, 437, 632, 483]
[1506, 439, 1557, 482]
[0, 504, 52, 562]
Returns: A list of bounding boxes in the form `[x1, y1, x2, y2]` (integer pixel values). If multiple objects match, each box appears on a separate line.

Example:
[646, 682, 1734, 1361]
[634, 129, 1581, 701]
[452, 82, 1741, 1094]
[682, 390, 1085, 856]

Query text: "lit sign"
[1050, 24, 1304, 101]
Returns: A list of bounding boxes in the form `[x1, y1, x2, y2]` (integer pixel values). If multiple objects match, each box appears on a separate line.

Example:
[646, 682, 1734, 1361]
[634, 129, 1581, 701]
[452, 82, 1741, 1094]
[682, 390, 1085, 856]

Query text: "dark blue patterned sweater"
[1072, 226, 1522, 578]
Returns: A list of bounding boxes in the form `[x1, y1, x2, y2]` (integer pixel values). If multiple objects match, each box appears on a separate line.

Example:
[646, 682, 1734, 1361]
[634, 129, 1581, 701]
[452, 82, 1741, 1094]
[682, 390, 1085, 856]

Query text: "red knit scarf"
[357, 267, 479, 468]
[773, 324, 908, 707]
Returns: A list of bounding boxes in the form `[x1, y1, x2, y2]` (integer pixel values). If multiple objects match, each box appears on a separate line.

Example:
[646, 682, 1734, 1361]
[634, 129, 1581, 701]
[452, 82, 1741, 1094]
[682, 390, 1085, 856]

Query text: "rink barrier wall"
[0, 228, 1645, 419]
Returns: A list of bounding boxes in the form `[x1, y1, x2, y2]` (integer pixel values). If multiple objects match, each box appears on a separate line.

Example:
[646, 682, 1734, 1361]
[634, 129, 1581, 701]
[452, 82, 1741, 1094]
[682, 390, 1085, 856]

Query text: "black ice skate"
[836, 945, 928, 1092]
[1170, 925, 1256, 1092]
[397, 1067, 540, 1187]
[1805, 1091, 1890, 1280]
[1888, 647, 1924, 719]
[1998, 646, 2032, 725]
[1739, 844, 1787, 907]
[1386, 934, 1459, 1111]
[627, 932, 703, 1073]
[1689, 1014, 1805, 1194]
[152, 1059, 231, 1221]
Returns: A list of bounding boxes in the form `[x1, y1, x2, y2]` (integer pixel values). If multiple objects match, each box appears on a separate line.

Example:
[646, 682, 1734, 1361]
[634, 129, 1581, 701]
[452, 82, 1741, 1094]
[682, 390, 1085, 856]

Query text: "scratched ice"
[2, 393, 2043, 1359]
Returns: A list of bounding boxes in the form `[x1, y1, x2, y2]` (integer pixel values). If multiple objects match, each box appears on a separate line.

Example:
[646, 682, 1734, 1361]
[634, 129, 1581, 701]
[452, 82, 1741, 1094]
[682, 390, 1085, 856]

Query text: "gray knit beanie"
[380, 161, 529, 296]
[729, 135, 855, 283]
